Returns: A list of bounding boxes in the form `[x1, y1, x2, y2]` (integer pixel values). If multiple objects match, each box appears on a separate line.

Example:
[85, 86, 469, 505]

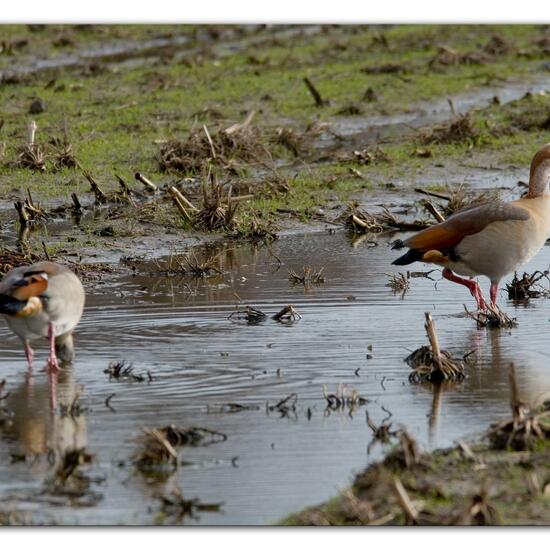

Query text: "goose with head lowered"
[0, 261, 85, 371]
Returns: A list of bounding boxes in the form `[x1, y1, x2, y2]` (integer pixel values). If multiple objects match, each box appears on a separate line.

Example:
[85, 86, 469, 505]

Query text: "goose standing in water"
[0, 261, 85, 371]
[393, 144, 550, 309]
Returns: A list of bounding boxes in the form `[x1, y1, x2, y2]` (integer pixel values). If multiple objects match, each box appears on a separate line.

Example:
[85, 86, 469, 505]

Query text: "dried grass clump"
[416, 185, 501, 218]
[502, 93, 550, 131]
[339, 202, 431, 234]
[386, 272, 410, 294]
[230, 214, 278, 243]
[464, 304, 517, 329]
[273, 126, 307, 157]
[484, 35, 514, 56]
[12, 121, 46, 171]
[151, 250, 222, 278]
[134, 425, 227, 472]
[104, 361, 146, 382]
[487, 364, 550, 451]
[193, 181, 240, 231]
[52, 141, 79, 171]
[406, 313, 466, 383]
[506, 270, 550, 300]
[444, 186, 500, 217]
[384, 430, 429, 471]
[349, 147, 390, 165]
[288, 266, 325, 286]
[157, 113, 267, 175]
[429, 45, 489, 68]
[422, 112, 479, 145]
[339, 203, 385, 234]
[449, 484, 500, 526]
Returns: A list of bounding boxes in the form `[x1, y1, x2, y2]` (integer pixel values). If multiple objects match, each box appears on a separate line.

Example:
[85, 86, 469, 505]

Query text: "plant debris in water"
[151, 250, 223, 278]
[206, 402, 261, 414]
[506, 270, 550, 300]
[41, 448, 101, 507]
[339, 202, 430, 233]
[157, 488, 222, 524]
[288, 266, 325, 286]
[340, 202, 385, 234]
[386, 272, 410, 294]
[272, 304, 301, 323]
[323, 384, 368, 415]
[463, 304, 518, 329]
[228, 305, 267, 325]
[406, 312, 466, 383]
[134, 425, 227, 473]
[267, 393, 298, 417]
[104, 361, 146, 382]
[487, 364, 550, 451]
[366, 408, 397, 445]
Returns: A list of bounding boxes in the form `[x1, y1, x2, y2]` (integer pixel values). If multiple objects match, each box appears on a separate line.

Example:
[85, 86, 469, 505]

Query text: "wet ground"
[2, 225, 550, 525]
[1, 23, 550, 526]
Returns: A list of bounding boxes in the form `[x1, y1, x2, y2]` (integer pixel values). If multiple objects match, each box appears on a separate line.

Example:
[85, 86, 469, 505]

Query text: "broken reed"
[340, 202, 431, 234]
[14, 188, 48, 227]
[487, 363, 550, 451]
[134, 424, 227, 472]
[168, 180, 253, 232]
[506, 270, 550, 300]
[407, 312, 465, 383]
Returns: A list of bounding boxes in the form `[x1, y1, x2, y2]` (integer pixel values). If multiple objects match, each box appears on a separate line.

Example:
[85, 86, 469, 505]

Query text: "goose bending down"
[393, 144, 550, 309]
[0, 261, 85, 370]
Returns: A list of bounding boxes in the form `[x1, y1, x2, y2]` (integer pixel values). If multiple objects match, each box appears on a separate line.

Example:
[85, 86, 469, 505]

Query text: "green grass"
[0, 24, 549, 220]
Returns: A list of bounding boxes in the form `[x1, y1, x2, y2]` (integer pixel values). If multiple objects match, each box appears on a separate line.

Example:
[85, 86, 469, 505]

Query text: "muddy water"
[2, 229, 550, 525]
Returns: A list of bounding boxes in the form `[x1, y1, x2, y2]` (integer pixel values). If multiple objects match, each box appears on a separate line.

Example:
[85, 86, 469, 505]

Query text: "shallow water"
[1, 228, 550, 525]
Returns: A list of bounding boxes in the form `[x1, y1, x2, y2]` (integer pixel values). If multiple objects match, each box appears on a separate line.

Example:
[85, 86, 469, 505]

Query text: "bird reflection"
[3, 366, 87, 468]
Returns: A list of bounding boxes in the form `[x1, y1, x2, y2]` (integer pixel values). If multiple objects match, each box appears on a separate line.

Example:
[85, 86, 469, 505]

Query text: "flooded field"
[2, 228, 550, 525]
[1, 23, 550, 526]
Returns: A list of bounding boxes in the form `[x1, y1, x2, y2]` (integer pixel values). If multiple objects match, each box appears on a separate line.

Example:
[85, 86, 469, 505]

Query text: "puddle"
[318, 74, 550, 150]
[0, 25, 322, 81]
[2, 228, 550, 524]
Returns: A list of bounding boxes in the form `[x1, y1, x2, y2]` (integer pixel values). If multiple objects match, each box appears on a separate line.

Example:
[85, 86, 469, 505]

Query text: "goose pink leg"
[47, 323, 60, 372]
[442, 268, 488, 310]
[24, 340, 34, 369]
[490, 283, 499, 307]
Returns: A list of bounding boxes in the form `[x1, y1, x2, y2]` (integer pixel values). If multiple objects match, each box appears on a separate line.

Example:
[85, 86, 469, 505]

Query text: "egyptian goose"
[393, 143, 550, 309]
[0, 261, 85, 370]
